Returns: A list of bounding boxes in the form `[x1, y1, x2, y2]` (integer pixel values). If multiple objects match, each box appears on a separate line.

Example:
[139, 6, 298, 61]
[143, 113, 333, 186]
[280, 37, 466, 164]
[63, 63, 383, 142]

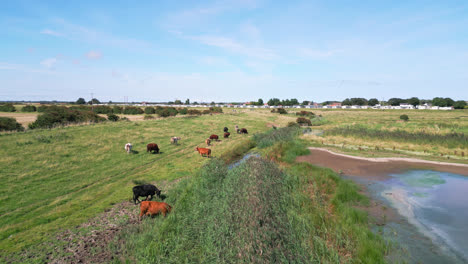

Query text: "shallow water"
[355, 170, 468, 263]
[228, 152, 260, 169]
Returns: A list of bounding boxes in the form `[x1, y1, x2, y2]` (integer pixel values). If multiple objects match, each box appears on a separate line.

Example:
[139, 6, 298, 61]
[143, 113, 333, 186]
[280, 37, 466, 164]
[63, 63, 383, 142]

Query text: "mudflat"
[297, 148, 468, 180]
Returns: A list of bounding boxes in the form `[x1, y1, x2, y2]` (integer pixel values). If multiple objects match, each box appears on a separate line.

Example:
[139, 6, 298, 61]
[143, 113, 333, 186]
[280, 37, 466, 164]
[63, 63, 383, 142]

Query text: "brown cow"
[240, 128, 248, 134]
[224, 132, 230, 138]
[147, 143, 159, 153]
[195, 147, 211, 157]
[209, 134, 219, 141]
[139, 201, 172, 221]
[205, 138, 211, 146]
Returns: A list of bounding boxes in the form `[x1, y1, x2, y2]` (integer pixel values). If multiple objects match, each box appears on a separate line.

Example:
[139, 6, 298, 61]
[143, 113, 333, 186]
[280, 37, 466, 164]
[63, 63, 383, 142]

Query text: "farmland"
[0, 111, 286, 253]
[1, 108, 466, 263]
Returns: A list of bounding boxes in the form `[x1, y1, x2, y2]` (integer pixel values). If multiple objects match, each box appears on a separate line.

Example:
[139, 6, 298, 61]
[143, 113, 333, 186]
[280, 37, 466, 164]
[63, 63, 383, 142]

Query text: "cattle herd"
[127, 124, 249, 220]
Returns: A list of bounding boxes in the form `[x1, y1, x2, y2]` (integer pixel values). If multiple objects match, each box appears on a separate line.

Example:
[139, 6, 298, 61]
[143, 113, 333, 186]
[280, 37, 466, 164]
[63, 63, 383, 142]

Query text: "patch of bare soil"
[48, 201, 140, 264]
[297, 148, 468, 180]
[0, 112, 38, 126]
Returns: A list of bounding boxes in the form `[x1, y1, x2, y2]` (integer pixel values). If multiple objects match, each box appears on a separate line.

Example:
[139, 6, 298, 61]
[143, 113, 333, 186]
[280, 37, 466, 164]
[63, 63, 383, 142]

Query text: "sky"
[1, 0, 467, 102]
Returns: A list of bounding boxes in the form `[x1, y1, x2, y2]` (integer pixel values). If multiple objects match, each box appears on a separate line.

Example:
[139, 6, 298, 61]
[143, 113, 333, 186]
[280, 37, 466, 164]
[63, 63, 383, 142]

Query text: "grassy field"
[2, 108, 466, 262]
[292, 109, 468, 161]
[0, 111, 293, 255]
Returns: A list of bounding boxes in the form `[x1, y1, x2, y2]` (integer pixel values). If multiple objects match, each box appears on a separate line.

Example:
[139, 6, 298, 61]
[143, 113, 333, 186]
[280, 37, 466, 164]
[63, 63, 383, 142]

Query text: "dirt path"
[297, 147, 468, 180]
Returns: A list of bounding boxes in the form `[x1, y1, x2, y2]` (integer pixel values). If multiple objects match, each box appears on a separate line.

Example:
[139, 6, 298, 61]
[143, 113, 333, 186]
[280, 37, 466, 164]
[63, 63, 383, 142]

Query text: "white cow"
[124, 143, 133, 154]
[170, 137, 181, 145]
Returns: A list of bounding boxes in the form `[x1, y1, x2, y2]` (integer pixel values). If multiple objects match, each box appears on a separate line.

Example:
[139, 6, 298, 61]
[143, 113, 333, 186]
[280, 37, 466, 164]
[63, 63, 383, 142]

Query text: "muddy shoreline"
[297, 147, 468, 180]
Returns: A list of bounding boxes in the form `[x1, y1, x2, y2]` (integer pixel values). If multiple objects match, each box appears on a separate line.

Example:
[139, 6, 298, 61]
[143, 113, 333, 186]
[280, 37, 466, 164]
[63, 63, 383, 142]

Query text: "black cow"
[133, 184, 161, 204]
[223, 127, 229, 133]
[240, 128, 248, 134]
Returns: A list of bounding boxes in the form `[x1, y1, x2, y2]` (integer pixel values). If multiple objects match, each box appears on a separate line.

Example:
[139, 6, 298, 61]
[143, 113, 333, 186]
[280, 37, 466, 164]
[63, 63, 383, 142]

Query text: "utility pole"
[91, 92, 94, 111]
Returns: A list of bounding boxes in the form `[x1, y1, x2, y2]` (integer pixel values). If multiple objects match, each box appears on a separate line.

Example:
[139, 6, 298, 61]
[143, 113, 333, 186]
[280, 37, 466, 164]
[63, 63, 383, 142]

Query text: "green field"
[1, 108, 466, 263]
[0, 112, 289, 254]
[296, 109, 468, 160]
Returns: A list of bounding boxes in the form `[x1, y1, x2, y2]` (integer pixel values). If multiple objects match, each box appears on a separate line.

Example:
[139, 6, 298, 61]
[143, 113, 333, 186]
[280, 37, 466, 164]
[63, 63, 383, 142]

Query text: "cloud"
[40, 29, 63, 37]
[300, 48, 343, 58]
[0, 61, 54, 74]
[178, 33, 278, 60]
[40, 58, 58, 69]
[86, 51, 102, 59]
[45, 18, 151, 51]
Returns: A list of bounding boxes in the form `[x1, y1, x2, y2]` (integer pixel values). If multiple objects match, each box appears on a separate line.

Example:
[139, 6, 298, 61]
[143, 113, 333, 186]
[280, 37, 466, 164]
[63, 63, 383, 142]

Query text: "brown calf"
[195, 147, 211, 157]
[139, 201, 172, 221]
[205, 138, 211, 146]
[224, 132, 230, 138]
[209, 134, 219, 141]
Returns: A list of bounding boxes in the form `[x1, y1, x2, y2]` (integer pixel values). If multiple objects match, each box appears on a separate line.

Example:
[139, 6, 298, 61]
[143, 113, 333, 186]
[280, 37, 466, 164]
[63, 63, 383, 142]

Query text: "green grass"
[326, 124, 467, 149]
[0, 112, 279, 254]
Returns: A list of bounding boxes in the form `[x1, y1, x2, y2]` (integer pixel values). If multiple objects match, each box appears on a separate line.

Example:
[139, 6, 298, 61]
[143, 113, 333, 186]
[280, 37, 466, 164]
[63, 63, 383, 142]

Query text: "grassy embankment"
[283, 109, 468, 161]
[0, 111, 284, 255]
[112, 127, 389, 263]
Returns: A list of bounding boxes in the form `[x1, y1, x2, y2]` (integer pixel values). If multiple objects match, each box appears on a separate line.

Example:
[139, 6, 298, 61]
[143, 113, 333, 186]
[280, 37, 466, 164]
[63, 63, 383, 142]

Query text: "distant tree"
[282, 99, 291, 106]
[432, 97, 454, 107]
[174, 99, 182, 105]
[193, 101, 198, 105]
[88, 98, 100, 105]
[454, 100, 467, 109]
[302, 100, 311, 105]
[21, 105, 36, 112]
[210, 101, 216, 105]
[108, 101, 113, 104]
[185, 98, 190, 105]
[267, 98, 281, 106]
[76, 98, 86, 105]
[445, 97, 455, 107]
[342, 99, 352, 106]
[145, 107, 156, 114]
[407, 97, 420, 107]
[368, 98, 379, 106]
[0, 103, 16, 112]
[350, 98, 367, 106]
[290, 98, 299, 105]
[257, 98, 264, 106]
[168, 101, 174, 105]
[388, 98, 404, 106]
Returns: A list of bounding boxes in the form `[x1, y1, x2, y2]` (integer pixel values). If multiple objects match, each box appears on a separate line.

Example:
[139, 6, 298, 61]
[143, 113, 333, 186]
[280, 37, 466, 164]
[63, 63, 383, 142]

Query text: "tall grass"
[327, 125, 467, 149]
[253, 126, 300, 148]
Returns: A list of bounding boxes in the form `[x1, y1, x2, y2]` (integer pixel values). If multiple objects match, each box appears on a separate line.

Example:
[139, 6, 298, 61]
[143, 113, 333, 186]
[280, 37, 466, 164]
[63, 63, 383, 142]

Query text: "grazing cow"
[170, 137, 181, 145]
[124, 143, 132, 154]
[224, 132, 230, 138]
[147, 143, 159, 154]
[223, 127, 229, 133]
[240, 128, 248, 134]
[195, 147, 211, 157]
[132, 184, 161, 204]
[205, 138, 211, 146]
[209, 134, 219, 141]
[235, 125, 240, 134]
[139, 201, 172, 220]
